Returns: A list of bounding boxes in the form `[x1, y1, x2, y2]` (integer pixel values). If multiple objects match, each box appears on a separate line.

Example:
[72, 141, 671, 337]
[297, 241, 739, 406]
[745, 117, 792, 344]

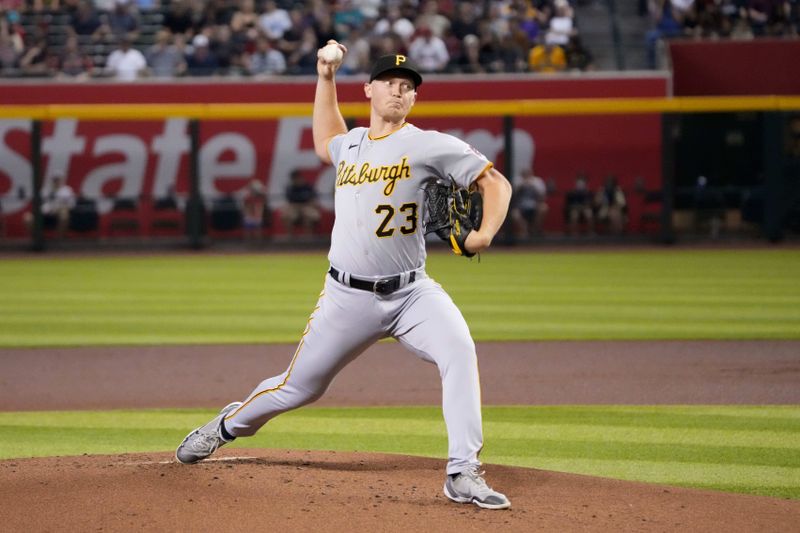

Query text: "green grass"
[1, 249, 799, 346]
[2, 250, 798, 500]
[1, 406, 798, 499]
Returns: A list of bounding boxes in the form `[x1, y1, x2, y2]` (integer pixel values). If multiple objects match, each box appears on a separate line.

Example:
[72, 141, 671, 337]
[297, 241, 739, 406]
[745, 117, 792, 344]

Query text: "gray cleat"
[175, 402, 242, 464]
[443, 467, 511, 510]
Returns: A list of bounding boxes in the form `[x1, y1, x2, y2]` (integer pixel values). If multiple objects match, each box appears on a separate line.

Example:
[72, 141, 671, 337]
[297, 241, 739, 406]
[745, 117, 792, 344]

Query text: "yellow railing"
[2, 96, 800, 120]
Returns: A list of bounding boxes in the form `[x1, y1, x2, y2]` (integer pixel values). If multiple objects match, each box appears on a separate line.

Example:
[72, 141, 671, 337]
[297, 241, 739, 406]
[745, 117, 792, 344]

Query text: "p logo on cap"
[369, 54, 423, 88]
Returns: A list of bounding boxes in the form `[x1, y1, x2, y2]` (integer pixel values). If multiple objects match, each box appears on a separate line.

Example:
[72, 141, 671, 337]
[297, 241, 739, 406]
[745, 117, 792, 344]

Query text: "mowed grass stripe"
[490, 456, 800, 498]
[3, 425, 796, 476]
[2, 417, 795, 449]
[0, 406, 798, 499]
[1, 249, 799, 346]
[5, 405, 799, 430]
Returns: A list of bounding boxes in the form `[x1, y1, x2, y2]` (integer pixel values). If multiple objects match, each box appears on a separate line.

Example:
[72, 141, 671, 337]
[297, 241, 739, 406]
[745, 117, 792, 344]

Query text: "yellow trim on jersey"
[225, 288, 326, 421]
[472, 162, 495, 186]
[368, 122, 409, 141]
[325, 137, 335, 161]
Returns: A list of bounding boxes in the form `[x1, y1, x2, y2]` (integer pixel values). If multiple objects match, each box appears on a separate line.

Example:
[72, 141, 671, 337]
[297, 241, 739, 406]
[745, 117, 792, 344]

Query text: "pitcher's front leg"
[393, 280, 483, 475]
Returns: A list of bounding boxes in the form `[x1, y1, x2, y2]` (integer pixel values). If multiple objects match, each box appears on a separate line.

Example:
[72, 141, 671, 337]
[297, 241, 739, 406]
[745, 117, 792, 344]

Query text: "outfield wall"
[668, 39, 800, 97]
[0, 75, 669, 239]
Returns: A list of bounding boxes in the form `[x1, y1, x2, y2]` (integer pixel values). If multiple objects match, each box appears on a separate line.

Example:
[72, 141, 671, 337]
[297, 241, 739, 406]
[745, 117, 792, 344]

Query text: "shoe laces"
[462, 466, 489, 488]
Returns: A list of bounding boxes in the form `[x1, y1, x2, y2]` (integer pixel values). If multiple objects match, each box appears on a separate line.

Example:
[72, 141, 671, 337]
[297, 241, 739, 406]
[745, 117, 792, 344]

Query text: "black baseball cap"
[369, 54, 423, 88]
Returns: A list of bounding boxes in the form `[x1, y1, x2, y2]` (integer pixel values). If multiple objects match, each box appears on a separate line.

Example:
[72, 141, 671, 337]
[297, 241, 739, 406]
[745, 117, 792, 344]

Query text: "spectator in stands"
[332, 0, 364, 31]
[646, 0, 687, 69]
[408, 25, 449, 73]
[416, 0, 451, 39]
[2, 0, 602, 81]
[338, 24, 370, 75]
[210, 24, 245, 76]
[259, 0, 292, 40]
[452, 33, 485, 73]
[146, 29, 185, 77]
[516, 1, 542, 43]
[374, 4, 415, 44]
[670, 0, 699, 21]
[18, 35, 54, 76]
[728, 11, 756, 38]
[528, 36, 566, 73]
[352, 0, 381, 21]
[545, 0, 576, 46]
[286, 25, 318, 75]
[162, 0, 196, 38]
[55, 34, 93, 78]
[595, 174, 628, 235]
[31, 0, 61, 12]
[33, 174, 76, 239]
[276, 6, 307, 58]
[311, 7, 338, 49]
[230, 0, 259, 40]
[565, 35, 594, 71]
[2, 9, 24, 50]
[105, 36, 146, 79]
[511, 169, 549, 239]
[748, 0, 791, 36]
[0, 19, 21, 73]
[94, 0, 115, 11]
[716, 0, 744, 36]
[747, 0, 771, 35]
[373, 33, 406, 64]
[200, 0, 235, 28]
[476, 25, 506, 73]
[105, 0, 140, 43]
[246, 35, 285, 76]
[450, 1, 480, 40]
[693, 0, 723, 37]
[185, 33, 219, 76]
[281, 169, 320, 236]
[70, 0, 105, 42]
[134, 0, 159, 12]
[0, 0, 24, 15]
[565, 175, 595, 235]
[497, 31, 527, 72]
[790, 0, 800, 34]
[486, 2, 510, 38]
[242, 178, 268, 243]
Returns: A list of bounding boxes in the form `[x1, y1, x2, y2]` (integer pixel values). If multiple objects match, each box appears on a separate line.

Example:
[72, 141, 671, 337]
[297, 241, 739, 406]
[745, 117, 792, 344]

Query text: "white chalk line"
[118, 456, 258, 466]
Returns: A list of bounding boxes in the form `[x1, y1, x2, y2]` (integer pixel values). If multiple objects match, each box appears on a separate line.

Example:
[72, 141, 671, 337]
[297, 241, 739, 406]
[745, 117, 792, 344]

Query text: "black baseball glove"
[422, 176, 483, 258]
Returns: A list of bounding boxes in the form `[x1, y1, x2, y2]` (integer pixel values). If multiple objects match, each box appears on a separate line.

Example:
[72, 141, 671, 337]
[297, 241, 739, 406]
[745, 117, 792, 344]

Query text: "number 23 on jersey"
[374, 203, 419, 238]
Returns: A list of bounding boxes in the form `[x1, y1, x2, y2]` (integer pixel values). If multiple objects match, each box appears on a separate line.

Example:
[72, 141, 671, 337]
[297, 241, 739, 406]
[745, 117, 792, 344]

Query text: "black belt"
[328, 266, 416, 295]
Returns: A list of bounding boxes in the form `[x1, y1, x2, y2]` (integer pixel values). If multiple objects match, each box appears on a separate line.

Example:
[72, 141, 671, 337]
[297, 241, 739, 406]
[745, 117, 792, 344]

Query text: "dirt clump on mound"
[1, 449, 798, 532]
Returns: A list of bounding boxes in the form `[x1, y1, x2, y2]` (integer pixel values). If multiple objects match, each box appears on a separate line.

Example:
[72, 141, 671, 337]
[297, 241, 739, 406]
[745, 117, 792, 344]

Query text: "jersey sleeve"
[326, 133, 347, 165]
[423, 132, 493, 189]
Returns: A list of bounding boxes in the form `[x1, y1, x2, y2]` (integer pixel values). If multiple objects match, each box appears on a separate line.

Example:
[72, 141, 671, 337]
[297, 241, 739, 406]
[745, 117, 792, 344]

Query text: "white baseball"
[320, 43, 343, 64]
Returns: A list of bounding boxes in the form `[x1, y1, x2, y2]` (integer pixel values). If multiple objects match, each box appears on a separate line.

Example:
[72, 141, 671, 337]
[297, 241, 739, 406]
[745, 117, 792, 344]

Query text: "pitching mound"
[1, 450, 797, 532]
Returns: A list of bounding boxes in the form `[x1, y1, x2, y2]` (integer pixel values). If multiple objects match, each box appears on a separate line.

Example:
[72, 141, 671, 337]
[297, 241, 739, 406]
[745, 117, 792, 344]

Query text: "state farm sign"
[0, 117, 537, 216]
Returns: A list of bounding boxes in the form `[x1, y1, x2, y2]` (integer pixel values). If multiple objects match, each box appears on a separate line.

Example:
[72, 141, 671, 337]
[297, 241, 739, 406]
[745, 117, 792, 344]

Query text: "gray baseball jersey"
[327, 123, 491, 276]
[223, 122, 492, 476]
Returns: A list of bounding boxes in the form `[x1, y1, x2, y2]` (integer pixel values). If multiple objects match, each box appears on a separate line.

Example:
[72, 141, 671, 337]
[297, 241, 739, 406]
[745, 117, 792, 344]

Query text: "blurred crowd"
[646, 0, 800, 67]
[0, 0, 596, 80]
[649, 0, 799, 39]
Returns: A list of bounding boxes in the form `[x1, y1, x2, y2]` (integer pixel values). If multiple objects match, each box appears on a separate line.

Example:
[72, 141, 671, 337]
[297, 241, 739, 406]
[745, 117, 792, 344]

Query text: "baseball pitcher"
[176, 43, 513, 510]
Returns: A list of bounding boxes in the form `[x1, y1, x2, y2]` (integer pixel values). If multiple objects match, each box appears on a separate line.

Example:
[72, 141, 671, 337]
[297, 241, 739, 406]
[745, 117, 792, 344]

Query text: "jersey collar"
[368, 122, 409, 141]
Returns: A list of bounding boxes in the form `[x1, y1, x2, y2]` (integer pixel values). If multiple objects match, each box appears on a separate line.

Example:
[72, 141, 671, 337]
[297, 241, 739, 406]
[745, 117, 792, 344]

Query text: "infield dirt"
[1, 340, 799, 531]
